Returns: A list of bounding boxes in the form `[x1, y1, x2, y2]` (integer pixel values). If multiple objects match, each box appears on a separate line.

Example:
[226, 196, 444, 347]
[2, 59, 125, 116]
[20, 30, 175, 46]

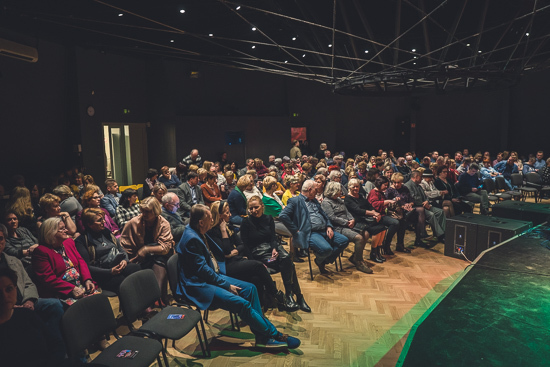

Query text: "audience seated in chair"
[160, 192, 186, 242]
[158, 165, 182, 189]
[201, 171, 222, 208]
[4, 211, 38, 268]
[120, 196, 174, 305]
[38, 193, 78, 237]
[433, 166, 472, 217]
[176, 171, 204, 220]
[279, 180, 349, 276]
[114, 188, 141, 229]
[456, 163, 491, 215]
[176, 204, 301, 350]
[207, 200, 298, 312]
[76, 185, 120, 236]
[75, 208, 140, 294]
[100, 179, 121, 217]
[52, 185, 82, 223]
[143, 168, 159, 199]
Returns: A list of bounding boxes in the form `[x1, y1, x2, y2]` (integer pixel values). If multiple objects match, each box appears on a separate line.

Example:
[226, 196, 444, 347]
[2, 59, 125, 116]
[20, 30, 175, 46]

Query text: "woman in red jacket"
[32, 217, 98, 306]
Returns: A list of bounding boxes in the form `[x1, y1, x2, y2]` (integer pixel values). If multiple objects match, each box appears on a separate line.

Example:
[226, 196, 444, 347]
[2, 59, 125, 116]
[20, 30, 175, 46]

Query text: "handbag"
[100, 246, 126, 269]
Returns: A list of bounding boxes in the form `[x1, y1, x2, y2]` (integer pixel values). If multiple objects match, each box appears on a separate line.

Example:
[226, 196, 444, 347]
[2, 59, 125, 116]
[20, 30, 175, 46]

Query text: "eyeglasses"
[171, 202, 180, 207]
[92, 196, 101, 199]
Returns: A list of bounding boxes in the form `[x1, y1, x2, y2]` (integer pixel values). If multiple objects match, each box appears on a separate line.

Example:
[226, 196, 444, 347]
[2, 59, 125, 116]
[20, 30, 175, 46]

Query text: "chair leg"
[161, 348, 170, 367]
[307, 249, 314, 281]
[157, 356, 163, 367]
[203, 309, 209, 323]
[198, 317, 210, 357]
[338, 253, 343, 271]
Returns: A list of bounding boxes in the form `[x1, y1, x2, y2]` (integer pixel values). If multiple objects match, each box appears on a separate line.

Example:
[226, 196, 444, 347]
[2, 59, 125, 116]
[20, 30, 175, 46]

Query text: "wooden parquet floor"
[103, 229, 469, 367]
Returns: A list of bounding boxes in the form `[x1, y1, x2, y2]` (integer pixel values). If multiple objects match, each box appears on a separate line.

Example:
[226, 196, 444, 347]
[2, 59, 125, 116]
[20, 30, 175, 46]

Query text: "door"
[103, 123, 148, 186]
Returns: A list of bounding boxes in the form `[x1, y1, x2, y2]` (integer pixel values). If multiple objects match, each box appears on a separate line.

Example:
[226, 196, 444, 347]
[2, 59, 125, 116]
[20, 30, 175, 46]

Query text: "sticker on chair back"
[117, 350, 139, 358]
[167, 314, 185, 319]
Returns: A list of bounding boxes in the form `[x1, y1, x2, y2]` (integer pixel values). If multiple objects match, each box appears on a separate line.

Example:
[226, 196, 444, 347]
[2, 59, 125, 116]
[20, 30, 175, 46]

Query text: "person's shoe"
[375, 247, 386, 262]
[396, 243, 412, 253]
[255, 337, 288, 349]
[314, 257, 329, 274]
[298, 249, 308, 258]
[296, 294, 311, 312]
[383, 244, 395, 256]
[356, 261, 373, 274]
[276, 291, 299, 312]
[292, 255, 305, 263]
[413, 239, 426, 248]
[284, 292, 300, 311]
[274, 332, 301, 349]
[369, 249, 384, 263]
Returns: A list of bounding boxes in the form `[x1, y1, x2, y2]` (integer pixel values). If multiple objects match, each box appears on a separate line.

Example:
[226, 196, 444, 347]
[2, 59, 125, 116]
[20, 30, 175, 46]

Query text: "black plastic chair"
[118, 269, 204, 361]
[506, 174, 524, 199]
[481, 178, 500, 203]
[61, 294, 165, 367]
[525, 172, 550, 202]
[166, 254, 239, 357]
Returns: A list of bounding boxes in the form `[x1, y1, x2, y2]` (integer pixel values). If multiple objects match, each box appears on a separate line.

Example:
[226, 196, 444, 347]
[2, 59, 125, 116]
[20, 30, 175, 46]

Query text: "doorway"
[103, 123, 148, 186]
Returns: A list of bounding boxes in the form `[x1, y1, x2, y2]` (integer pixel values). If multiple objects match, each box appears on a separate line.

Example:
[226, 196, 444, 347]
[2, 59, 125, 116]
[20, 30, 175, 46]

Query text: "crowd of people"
[1, 143, 549, 363]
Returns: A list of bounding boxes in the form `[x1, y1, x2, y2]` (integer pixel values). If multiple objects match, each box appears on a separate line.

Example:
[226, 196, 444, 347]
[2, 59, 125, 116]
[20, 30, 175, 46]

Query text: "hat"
[422, 169, 433, 177]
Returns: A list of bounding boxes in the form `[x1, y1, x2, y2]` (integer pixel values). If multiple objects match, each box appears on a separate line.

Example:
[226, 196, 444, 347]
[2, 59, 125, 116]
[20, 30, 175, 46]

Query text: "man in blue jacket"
[176, 204, 300, 350]
[279, 180, 349, 275]
[100, 179, 121, 217]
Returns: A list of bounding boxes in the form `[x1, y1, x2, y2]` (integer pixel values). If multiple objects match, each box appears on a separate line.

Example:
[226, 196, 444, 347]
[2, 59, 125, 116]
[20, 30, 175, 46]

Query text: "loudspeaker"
[445, 214, 532, 260]
[444, 214, 479, 260]
[492, 201, 550, 225]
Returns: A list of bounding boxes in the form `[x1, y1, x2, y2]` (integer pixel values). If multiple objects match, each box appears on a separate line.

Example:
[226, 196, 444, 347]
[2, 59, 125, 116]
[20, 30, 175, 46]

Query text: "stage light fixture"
[412, 48, 416, 52]
[179, 9, 185, 14]
[252, 27, 256, 31]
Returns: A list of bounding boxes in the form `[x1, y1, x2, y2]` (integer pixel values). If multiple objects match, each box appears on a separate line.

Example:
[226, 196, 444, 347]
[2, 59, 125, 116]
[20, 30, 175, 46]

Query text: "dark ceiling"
[2, 0, 550, 94]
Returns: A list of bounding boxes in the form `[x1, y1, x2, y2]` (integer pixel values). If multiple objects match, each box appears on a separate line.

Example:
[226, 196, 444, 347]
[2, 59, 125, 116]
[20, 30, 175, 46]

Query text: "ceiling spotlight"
[118, 13, 123, 17]
[302, 54, 306, 57]
[252, 27, 256, 31]
[170, 40, 174, 43]
[292, 37, 297, 41]
[413, 56, 417, 59]
[412, 48, 416, 52]
[328, 44, 332, 47]
[179, 9, 185, 14]
[236, 6, 241, 10]
[466, 43, 470, 46]
[478, 50, 482, 53]
[209, 33, 213, 37]
[284, 60, 288, 63]
[526, 32, 530, 36]
[413, 62, 417, 65]
[364, 50, 369, 53]
[251, 45, 256, 49]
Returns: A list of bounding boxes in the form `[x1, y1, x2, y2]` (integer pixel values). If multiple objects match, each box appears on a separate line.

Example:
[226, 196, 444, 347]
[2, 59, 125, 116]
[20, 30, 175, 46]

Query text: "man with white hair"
[279, 180, 349, 275]
[161, 192, 185, 242]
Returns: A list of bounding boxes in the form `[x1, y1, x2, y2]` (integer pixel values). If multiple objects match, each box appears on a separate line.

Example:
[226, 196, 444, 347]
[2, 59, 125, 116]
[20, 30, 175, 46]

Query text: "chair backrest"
[137, 186, 144, 200]
[61, 294, 116, 359]
[511, 173, 523, 187]
[483, 178, 495, 193]
[119, 269, 161, 323]
[494, 176, 507, 191]
[526, 172, 542, 185]
[167, 254, 180, 297]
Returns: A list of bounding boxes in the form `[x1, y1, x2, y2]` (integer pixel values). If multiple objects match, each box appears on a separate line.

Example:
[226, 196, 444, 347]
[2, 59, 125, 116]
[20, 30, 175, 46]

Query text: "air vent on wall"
[0, 38, 38, 62]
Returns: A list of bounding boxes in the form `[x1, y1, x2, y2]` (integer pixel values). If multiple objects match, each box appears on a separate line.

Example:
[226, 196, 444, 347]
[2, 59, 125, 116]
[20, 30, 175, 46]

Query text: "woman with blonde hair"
[6, 186, 37, 235]
[38, 193, 78, 236]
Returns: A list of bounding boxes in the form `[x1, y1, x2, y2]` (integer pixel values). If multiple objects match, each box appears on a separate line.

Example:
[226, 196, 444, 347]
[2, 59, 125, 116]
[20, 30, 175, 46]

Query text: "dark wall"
[1, 30, 549, 190]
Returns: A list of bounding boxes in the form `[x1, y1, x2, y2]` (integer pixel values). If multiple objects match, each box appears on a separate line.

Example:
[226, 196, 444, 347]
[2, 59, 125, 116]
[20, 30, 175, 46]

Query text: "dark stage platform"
[398, 224, 550, 367]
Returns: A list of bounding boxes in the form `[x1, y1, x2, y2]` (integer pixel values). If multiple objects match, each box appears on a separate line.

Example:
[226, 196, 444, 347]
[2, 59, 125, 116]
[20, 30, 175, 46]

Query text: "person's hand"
[347, 219, 355, 228]
[130, 247, 149, 263]
[403, 203, 413, 211]
[111, 260, 127, 275]
[229, 284, 242, 296]
[271, 248, 279, 259]
[72, 286, 85, 299]
[327, 227, 334, 239]
[219, 220, 227, 231]
[275, 190, 284, 196]
[452, 198, 460, 203]
[85, 280, 95, 294]
[472, 187, 478, 192]
[230, 249, 239, 257]
[373, 212, 382, 222]
[112, 230, 120, 236]
[16, 300, 35, 310]
[441, 190, 449, 195]
[422, 201, 430, 209]
[384, 200, 395, 205]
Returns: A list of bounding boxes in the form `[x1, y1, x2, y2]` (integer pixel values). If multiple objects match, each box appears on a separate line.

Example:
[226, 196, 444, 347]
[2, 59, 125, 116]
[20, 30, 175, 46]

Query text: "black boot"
[369, 247, 384, 263]
[285, 292, 300, 312]
[276, 290, 298, 312]
[376, 246, 386, 262]
[383, 241, 395, 256]
[296, 294, 311, 313]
